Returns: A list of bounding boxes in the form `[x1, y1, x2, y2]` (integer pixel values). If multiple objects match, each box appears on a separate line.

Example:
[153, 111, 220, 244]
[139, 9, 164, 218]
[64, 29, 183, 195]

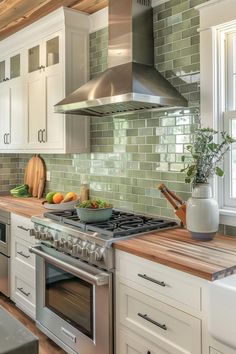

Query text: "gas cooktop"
[43, 209, 177, 238]
[31, 209, 178, 270]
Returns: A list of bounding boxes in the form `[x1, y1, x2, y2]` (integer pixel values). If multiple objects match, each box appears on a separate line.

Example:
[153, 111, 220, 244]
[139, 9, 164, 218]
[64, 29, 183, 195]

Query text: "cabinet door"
[8, 78, 27, 149]
[28, 44, 40, 74]
[43, 66, 64, 149]
[27, 72, 45, 148]
[45, 35, 60, 68]
[10, 53, 21, 79]
[0, 83, 10, 148]
[0, 60, 5, 83]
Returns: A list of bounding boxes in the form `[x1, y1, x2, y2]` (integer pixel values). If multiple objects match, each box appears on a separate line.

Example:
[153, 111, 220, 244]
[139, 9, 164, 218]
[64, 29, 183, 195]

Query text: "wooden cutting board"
[24, 155, 46, 198]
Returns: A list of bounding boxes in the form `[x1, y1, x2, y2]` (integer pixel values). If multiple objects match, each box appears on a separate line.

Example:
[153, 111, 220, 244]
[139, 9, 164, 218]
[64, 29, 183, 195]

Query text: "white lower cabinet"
[11, 266, 36, 319]
[119, 284, 201, 354]
[210, 349, 223, 354]
[115, 250, 203, 354]
[10, 213, 36, 319]
[120, 328, 168, 354]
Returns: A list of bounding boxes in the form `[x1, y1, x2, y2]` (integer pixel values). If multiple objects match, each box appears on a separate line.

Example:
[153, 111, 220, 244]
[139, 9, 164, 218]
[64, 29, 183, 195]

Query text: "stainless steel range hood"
[55, 0, 187, 117]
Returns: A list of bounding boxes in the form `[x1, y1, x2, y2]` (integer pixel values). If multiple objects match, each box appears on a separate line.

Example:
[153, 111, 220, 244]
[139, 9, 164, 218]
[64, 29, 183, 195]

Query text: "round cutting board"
[24, 155, 46, 198]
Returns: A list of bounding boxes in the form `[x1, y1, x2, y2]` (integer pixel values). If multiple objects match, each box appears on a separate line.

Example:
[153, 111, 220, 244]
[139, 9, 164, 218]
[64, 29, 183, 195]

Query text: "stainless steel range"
[30, 210, 177, 354]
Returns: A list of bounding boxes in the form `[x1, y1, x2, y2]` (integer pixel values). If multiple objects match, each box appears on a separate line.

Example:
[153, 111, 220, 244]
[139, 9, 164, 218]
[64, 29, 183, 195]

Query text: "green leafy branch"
[181, 128, 235, 185]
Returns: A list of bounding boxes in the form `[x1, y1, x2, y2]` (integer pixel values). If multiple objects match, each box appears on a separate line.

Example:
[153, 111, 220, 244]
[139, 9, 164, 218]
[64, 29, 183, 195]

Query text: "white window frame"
[197, 0, 236, 226]
[223, 111, 236, 207]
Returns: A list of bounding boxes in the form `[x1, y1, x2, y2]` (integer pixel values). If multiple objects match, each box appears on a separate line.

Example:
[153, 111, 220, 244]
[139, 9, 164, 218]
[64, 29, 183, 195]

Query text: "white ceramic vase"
[186, 183, 219, 241]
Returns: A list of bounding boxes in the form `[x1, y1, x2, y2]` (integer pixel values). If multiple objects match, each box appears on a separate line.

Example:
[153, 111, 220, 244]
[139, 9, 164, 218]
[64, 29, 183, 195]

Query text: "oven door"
[30, 244, 112, 354]
[0, 218, 10, 257]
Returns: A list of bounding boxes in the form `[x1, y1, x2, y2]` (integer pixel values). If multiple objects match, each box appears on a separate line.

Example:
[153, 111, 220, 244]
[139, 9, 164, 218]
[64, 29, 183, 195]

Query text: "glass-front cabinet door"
[0, 61, 5, 83]
[10, 54, 20, 79]
[0, 52, 21, 83]
[28, 45, 40, 73]
[28, 34, 60, 74]
[46, 36, 59, 67]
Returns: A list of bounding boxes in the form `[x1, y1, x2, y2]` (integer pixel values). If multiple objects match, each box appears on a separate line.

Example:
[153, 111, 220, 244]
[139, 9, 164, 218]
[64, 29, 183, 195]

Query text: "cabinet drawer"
[12, 237, 35, 268]
[119, 328, 169, 354]
[117, 251, 201, 311]
[11, 272, 35, 319]
[12, 258, 35, 287]
[11, 213, 35, 243]
[210, 349, 223, 354]
[119, 284, 201, 354]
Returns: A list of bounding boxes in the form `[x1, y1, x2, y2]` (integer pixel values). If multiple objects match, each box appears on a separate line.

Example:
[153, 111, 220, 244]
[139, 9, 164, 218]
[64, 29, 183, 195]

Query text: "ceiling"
[0, 0, 108, 41]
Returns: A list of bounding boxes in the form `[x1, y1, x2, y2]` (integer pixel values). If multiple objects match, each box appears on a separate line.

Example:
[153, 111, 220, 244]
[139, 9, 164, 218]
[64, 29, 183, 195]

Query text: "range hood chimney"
[55, 0, 187, 117]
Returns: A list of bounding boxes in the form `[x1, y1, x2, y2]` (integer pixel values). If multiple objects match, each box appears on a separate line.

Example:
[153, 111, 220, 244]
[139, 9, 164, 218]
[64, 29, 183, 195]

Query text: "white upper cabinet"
[27, 32, 65, 150]
[0, 82, 10, 148]
[0, 7, 90, 153]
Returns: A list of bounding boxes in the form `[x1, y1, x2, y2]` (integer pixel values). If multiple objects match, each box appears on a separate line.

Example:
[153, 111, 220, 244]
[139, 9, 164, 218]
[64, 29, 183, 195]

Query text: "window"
[197, 0, 236, 224]
[223, 32, 236, 208]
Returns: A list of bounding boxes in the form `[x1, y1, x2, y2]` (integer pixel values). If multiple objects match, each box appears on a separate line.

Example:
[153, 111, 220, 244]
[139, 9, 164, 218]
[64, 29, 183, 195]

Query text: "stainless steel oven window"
[0, 223, 6, 244]
[45, 261, 94, 339]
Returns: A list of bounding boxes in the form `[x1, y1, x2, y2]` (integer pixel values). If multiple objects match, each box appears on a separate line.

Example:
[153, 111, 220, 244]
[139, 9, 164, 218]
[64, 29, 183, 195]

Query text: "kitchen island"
[0, 305, 38, 354]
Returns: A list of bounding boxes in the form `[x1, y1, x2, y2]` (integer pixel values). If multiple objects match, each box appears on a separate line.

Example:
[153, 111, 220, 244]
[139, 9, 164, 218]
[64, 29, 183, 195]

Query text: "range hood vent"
[55, 0, 187, 117]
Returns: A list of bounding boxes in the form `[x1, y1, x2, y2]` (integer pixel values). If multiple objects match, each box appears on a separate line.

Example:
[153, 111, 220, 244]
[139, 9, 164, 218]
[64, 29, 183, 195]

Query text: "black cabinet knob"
[147, 352, 151, 354]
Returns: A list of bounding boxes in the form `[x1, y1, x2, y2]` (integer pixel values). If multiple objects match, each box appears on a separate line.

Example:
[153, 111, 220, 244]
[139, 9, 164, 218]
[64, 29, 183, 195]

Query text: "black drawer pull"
[147, 352, 151, 354]
[138, 273, 166, 287]
[138, 313, 167, 331]
[17, 287, 30, 297]
[17, 225, 30, 232]
[17, 251, 30, 259]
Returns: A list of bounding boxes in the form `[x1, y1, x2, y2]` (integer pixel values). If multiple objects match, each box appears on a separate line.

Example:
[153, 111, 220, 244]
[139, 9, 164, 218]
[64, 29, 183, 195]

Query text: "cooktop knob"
[89, 247, 104, 263]
[89, 250, 96, 263]
[72, 244, 79, 257]
[60, 238, 66, 248]
[53, 240, 60, 249]
[76, 244, 82, 255]
[40, 232, 46, 240]
[81, 247, 88, 257]
[67, 241, 73, 251]
[95, 247, 105, 262]
[81, 241, 89, 257]
[34, 231, 40, 239]
[46, 231, 53, 242]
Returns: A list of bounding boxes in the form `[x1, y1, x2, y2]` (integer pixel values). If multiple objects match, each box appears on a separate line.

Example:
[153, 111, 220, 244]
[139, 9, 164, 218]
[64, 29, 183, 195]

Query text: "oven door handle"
[29, 245, 109, 286]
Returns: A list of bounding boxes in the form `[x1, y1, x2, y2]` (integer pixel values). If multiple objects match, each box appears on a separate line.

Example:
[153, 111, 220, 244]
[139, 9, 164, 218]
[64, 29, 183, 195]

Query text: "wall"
[17, 0, 207, 219]
[0, 154, 19, 194]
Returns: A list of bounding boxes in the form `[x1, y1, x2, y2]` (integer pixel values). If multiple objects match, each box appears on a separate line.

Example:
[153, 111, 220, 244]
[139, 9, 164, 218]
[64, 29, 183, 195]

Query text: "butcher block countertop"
[0, 196, 236, 281]
[114, 227, 236, 281]
[0, 195, 45, 218]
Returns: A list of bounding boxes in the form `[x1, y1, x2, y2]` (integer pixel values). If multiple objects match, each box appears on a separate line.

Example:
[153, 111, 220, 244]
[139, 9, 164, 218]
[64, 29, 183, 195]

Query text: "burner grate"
[44, 209, 178, 238]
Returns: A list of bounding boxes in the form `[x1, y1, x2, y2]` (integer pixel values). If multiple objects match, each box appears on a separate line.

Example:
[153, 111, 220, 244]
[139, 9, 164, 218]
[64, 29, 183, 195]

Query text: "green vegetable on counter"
[10, 184, 32, 198]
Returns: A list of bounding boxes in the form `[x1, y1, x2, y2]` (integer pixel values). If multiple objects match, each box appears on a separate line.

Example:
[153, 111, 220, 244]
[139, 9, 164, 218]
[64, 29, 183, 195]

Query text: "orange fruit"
[65, 192, 78, 201]
[53, 192, 64, 204]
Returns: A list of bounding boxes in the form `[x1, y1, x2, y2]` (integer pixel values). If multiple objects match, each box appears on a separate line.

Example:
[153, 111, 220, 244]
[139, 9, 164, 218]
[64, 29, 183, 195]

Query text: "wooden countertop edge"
[0, 196, 45, 219]
[114, 243, 219, 281]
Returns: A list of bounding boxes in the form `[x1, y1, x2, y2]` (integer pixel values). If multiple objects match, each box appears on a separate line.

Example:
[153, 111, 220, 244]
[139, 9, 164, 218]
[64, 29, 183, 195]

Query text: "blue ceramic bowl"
[75, 207, 113, 223]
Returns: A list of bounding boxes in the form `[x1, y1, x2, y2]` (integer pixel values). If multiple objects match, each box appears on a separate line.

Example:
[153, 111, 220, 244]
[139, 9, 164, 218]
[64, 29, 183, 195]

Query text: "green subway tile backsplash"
[3, 0, 215, 222]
